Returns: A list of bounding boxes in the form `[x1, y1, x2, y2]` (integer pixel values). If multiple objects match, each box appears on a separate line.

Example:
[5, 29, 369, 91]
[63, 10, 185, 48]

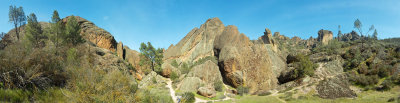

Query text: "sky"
[1, 0, 399, 50]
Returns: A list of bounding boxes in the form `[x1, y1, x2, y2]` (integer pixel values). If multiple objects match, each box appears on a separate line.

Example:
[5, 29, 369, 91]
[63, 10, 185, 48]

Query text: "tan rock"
[197, 86, 216, 98]
[317, 29, 333, 45]
[214, 25, 277, 93]
[124, 46, 141, 71]
[117, 42, 124, 59]
[62, 16, 117, 52]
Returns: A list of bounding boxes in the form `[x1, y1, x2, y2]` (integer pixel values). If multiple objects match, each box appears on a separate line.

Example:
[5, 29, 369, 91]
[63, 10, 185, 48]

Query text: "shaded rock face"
[317, 29, 333, 45]
[187, 60, 223, 84]
[341, 31, 360, 41]
[62, 16, 117, 52]
[178, 77, 204, 92]
[124, 46, 141, 71]
[214, 25, 277, 93]
[317, 74, 356, 99]
[164, 18, 225, 62]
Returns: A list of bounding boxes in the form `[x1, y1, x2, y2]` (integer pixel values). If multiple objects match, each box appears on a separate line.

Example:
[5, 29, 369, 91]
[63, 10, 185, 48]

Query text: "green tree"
[373, 29, 378, 40]
[9, 5, 26, 40]
[49, 10, 65, 51]
[25, 13, 43, 48]
[0, 32, 5, 40]
[139, 42, 164, 72]
[65, 16, 84, 46]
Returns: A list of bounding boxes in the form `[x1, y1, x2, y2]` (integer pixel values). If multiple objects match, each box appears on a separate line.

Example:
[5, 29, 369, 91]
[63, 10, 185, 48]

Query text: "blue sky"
[1, 0, 399, 50]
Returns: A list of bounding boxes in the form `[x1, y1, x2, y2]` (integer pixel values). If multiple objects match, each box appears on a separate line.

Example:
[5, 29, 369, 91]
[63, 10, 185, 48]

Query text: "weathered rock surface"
[117, 42, 124, 59]
[317, 29, 333, 45]
[316, 74, 356, 99]
[164, 18, 225, 62]
[62, 16, 117, 52]
[197, 86, 216, 98]
[178, 77, 204, 92]
[341, 31, 360, 41]
[124, 46, 141, 71]
[187, 60, 223, 84]
[214, 25, 277, 93]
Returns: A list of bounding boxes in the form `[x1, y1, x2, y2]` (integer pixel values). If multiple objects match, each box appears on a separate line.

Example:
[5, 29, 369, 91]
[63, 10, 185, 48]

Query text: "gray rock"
[317, 74, 357, 99]
[178, 77, 204, 92]
[197, 86, 217, 98]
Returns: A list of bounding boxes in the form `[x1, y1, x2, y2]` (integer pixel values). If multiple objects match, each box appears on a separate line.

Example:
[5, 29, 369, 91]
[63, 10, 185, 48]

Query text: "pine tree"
[25, 13, 43, 48]
[9, 5, 26, 40]
[65, 16, 84, 46]
[50, 10, 64, 51]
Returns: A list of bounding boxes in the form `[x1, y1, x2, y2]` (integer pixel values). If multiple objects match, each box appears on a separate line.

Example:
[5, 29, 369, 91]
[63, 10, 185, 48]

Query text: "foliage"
[65, 16, 84, 46]
[293, 54, 317, 78]
[181, 92, 195, 103]
[9, 5, 26, 40]
[48, 10, 65, 50]
[237, 85, 249, 96]
[170, 71, 179, 82]
[171, 59, 179, 68]
[193, 56, 218, 66]
[312, 39, 344, 55]
[0, 32, 5, 40]
[214, 80, 223, 92]
[348, 74, 379, 87]
[25, 13, 44, 48]
[181, 62, 193, 74]
[139, 42, 164, 74]
[0, 88, 31, 102]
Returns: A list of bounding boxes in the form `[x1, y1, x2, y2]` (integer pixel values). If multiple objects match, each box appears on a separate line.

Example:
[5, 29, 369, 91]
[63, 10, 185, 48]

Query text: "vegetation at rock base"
[181, 92, 195, 103]
[237, 85, 249, 96]
[139, 42, 164, 74]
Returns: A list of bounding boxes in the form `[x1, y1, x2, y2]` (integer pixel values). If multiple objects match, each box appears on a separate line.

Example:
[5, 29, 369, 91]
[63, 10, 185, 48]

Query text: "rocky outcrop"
[257, 28, 278, 52]
[317, 29, 333, 45]
[62, 16, 117, 52]
[124, 46, 141, 72]
[178, 77, 204, 92]
[317, 74, 356, 99]
[214, 25, 277, 93]
[163, 18, 225, 62]
[341, 31, 360, 41]
[117, 42, 124, 59]
[197, 86, 216, 98]
[187, 60, 223, 84]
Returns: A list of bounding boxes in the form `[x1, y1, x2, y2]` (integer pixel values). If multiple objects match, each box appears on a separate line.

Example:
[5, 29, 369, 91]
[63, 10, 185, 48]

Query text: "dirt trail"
[165, 78, 233, 103]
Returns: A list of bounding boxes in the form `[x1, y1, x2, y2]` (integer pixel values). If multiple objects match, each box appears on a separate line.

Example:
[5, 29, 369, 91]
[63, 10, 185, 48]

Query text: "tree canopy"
[139, 42, 163, 73]
[9, 5, 26, 40]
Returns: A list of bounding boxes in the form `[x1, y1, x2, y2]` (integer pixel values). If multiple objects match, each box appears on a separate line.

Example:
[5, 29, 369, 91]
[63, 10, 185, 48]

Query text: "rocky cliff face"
[164, 18, 283, 93]
[214, 25, 278, 92]
[317, 29, 333, 45]
[62, 16, 117, 52]
[341, 31, 360, 41]
[164, 18, 225, 62]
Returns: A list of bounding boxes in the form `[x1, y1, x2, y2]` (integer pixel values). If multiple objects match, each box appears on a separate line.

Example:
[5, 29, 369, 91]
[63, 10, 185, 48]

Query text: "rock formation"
[317, 29, 333, 45]
[117, 41, 124, 59]
[62, 16, 118, 52]
[341, 31, 360, 41]
[214, 25, 277, 93]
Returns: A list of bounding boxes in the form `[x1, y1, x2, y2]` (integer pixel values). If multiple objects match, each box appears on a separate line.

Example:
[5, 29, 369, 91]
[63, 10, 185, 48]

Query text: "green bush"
[214, 81, 223, 92]
[0, 89, 31, 102]
[237, 85, 249, 96]
[171, 60, 179, 68]
[181, 92, 195, 103]
[170, 71, 179, 82]
[294, 54, 317, 77]
[181, 62, 192, 74]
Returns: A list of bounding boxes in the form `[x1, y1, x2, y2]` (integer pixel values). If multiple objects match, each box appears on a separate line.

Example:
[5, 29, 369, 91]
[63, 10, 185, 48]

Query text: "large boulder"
[317, 74, 356, 99]
[214, 25, 277, 93]
[317, 29, 333, 45]
[62, 16, 117, 52]
[257, 28, 278, 52]
[197, 86, 217, 98]
[187, 60, 223, 84]
[178, 77, 204, 92]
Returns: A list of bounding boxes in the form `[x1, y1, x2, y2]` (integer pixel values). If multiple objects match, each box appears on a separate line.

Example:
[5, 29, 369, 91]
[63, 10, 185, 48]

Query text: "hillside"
[1, 15, 400, 103]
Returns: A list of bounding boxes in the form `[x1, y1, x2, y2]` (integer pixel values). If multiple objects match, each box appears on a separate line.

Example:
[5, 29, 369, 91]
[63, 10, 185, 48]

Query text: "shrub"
[214, 81, 223, 92]
[237, 85, 249, 96]
[170, 71, 179, 82]
[257, 91, 272, 96]
[295, 54, 317, 77]
[181, 92, 195, 103]
[0, 89, 31, 102]
[171, 60, 179, 68]
[181, 62, 192, 74]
